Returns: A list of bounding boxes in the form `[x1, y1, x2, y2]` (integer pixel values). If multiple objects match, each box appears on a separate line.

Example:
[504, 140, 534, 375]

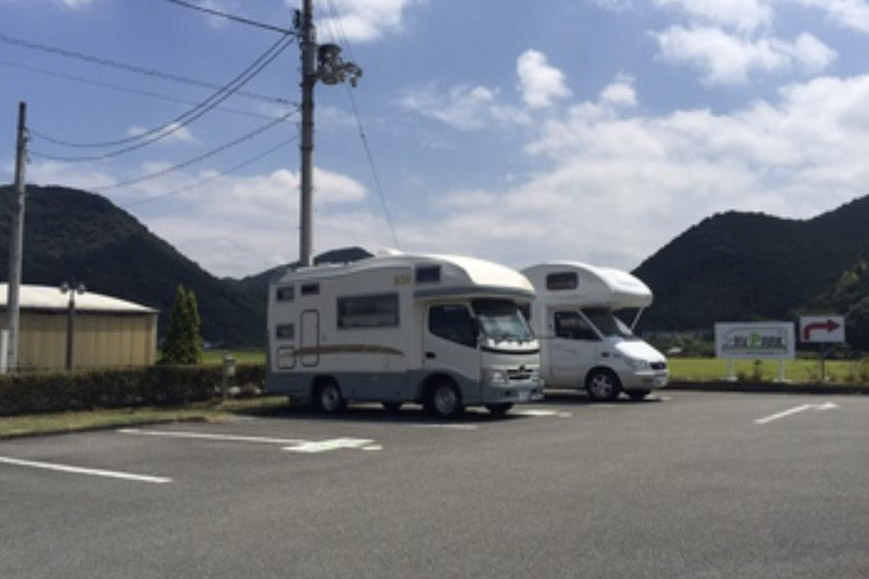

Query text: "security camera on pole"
[296, 0, 362, 267]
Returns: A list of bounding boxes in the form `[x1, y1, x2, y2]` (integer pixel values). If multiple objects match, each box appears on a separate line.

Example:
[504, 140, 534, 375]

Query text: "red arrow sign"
[802, 319, 840, 341]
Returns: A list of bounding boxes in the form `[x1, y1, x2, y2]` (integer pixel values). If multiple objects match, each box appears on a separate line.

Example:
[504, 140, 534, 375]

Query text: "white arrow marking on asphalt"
[283, 438, 375, 453]
[0, 456, 171, 484]
[754, 402, 840, 425]
[120, 429, 379, 453]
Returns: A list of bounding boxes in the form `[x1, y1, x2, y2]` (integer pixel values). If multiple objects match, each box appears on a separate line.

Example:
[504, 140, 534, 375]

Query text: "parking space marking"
[409, 423, 479, 430]
[513, 409, 573, 418]
[119, 428, 380, 453]
[118, 428, 308, 446]
[0, 456, 171, 484]
[755, 402, 840, 425]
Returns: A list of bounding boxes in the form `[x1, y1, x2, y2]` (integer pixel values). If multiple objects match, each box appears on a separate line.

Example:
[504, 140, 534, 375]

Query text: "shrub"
[0, 363, 265, 416]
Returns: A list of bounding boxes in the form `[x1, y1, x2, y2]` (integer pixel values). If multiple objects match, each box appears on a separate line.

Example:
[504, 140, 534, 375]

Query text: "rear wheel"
[315, 379, 346, 413]
[426, 379, 463, 418]
[485, 403, 513, 417]
[586, 369, 621, 402]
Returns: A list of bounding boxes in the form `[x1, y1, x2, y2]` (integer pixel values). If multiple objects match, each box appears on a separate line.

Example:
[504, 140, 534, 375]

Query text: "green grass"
[201, 349, 265, 365]
[0, 396, 288, 439]
[669, 357, 869, 384]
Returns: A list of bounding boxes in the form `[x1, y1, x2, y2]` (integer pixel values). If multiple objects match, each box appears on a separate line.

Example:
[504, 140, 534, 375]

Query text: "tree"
[160, 285, 203, 365]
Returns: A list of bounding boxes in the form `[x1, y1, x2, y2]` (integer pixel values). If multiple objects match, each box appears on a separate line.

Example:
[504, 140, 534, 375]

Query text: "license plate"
[518, 390, 530, 402]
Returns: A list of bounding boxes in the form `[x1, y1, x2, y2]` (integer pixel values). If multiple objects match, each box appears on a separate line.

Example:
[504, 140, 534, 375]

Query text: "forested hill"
[634, 195, 869, 343]
[0, 184, 263, 347]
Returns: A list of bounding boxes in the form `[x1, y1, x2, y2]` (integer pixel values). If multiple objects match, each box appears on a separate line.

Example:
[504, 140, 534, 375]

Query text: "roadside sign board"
[715, 322, 795, 360]
[799, 316, 845, 343]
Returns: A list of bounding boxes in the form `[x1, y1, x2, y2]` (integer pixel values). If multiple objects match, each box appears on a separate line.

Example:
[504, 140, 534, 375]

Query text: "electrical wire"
[322, 0, 400, 249]
[30, 34, 295, 160]
[83, 111, 295, 191]
[121, 134, 298, 208]
[0, 59, 295, 123]
[154, 0, 294, 35]
[0, 33, 291, 107]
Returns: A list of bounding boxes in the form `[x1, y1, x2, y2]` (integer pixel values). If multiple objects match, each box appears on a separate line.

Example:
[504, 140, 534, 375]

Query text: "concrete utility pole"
[295, 0, 361, 267]
[6, 102, 28, 372]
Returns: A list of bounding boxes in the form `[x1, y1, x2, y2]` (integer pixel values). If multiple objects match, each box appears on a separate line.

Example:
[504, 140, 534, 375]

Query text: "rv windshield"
[472, 299, 534, 342]
[582, 308, 637, 340]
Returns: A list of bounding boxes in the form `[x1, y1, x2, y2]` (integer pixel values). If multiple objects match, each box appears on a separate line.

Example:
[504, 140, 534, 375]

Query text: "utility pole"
[298, 0, 316, 267]
[295, 0, 362, 267]
[5, 102, 28, 372]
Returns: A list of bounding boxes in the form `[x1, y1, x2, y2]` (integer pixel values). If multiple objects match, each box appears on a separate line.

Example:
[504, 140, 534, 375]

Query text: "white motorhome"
[521, 261, 668, 401]
[266, 252, 544, 417]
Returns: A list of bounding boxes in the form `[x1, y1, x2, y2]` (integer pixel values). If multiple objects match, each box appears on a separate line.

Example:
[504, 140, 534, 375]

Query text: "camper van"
[521, 261, 668, 401]
[266, 252, 544, 417]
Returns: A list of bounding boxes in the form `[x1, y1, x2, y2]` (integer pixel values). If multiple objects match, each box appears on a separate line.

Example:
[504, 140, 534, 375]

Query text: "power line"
[0, 59, 296, 122]
[5, 63, 295, 123]
[86, 111, 294, 191]
[154, 0, 294, 35]
[30, 34, 295, 160]
[322, 0, 400, 249]
[121, 134, 298, 208]
[0, 32, 292, 106]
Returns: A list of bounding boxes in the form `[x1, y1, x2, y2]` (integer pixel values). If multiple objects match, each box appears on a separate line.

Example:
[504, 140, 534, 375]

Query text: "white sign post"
[715, 322, 796, 382]
[799, 315, 846, 382]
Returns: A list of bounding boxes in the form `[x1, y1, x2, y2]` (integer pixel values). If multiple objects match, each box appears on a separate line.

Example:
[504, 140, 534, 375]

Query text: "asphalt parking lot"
[1, 390, 867, 579]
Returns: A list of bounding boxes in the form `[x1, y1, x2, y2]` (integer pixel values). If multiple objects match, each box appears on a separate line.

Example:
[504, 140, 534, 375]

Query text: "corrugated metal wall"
[9, 311, 157, 371]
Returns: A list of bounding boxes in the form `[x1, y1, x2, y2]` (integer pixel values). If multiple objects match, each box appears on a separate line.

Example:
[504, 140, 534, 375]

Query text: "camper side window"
[337, 294, 399, 328]
[554, 311, 598, 341]
[546, 272, 578, 290]
[276, 286, 295, 302]
[429, 305, 477, 348]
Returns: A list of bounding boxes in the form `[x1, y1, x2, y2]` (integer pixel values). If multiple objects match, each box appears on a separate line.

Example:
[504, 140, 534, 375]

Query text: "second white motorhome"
[521, 261, 668, 401]
[266, 252, 544, 417]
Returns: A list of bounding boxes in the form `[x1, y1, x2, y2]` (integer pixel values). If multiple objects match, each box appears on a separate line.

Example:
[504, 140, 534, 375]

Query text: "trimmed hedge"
[0, 364, 265, 416]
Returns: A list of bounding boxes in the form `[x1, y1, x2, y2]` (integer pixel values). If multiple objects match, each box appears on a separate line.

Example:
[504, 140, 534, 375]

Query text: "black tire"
[586, 369, 621, 402]
[627, 389, 651, 401]
[382, 401, 403, 412]
[426, 379, 463, 418]
[486, 403, 513, 417]
[315, 379, 346, 413]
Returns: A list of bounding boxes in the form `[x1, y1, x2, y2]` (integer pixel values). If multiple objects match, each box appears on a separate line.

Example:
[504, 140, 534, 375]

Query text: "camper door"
[424, 303, 481, 389]
[548, 309, 600, 385]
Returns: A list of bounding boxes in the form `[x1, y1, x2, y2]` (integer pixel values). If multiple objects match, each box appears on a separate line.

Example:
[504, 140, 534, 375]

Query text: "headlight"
[483, 369, 509, 386]
[625, 357, 650, 370]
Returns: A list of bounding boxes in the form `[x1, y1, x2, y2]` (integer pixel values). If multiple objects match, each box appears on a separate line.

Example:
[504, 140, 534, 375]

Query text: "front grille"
[507, 368, 534, 381]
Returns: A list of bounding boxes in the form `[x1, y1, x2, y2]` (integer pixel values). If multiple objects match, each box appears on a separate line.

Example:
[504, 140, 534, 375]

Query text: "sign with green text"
[714, 322, 795, 360]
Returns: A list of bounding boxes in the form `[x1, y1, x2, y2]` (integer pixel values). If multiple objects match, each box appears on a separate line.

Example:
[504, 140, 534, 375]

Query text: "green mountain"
[0, 185, 264, 347]
[634, 195, 869, 349]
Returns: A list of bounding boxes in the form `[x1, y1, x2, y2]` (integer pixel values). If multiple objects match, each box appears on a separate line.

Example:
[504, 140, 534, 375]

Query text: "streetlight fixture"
[60, 282, 85, 371]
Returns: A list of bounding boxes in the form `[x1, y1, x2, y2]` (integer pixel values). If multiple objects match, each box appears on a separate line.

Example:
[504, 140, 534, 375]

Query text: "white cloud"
[127, 123, 198, 145]
[589, 0, 633, 10]
[792, 0, 869, 34]
[307, 0, 424, 42]
[393, 73, 869, 272]
[600, 74, 637, 108]
[652, 0, 773, 32]
[399, 84, 531, 131]
[516, 50, 572, 109]
[653, 26, 836, 85]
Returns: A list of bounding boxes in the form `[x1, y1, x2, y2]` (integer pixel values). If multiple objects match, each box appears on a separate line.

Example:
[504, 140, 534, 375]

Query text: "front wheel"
[315, 380, 346, 413]
[586, 369, 621, 402]
[426, 379, 463, 418]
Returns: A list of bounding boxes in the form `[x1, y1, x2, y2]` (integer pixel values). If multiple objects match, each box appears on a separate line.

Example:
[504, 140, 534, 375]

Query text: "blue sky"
[3, 0, 869, 279]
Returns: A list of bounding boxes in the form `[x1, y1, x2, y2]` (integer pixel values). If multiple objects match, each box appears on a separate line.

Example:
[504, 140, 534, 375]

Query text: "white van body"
[267, 252, 544, 417]
[521, 261, 668, 401]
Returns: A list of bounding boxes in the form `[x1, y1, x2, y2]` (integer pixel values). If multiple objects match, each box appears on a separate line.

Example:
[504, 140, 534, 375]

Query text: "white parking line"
[512, 409, 573, 418]
[119, 428, 379, 453]
[0, 456, 171, 484]
[755, 402, 840, 425]
[118, 428, 308, 446]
